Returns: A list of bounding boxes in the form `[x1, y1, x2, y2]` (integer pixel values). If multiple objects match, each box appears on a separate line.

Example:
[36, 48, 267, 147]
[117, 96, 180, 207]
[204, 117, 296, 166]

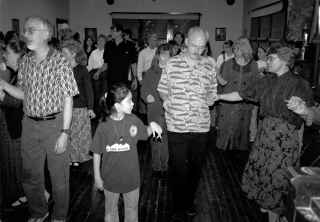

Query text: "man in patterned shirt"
[0, 16, 78, 222]
[157, 26, 217, 222]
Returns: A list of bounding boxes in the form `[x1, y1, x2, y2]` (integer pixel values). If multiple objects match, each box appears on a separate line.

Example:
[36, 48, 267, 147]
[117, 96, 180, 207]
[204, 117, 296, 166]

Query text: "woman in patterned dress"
[61, 40, 95, 166]
[217, 45, 313, 222]
[215, 37, 258, 175]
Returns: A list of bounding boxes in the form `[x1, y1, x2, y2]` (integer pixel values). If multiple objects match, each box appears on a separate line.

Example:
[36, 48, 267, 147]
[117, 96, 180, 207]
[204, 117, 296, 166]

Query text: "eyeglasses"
[189, 42, 206, 50]
[23, 27, 47, 35]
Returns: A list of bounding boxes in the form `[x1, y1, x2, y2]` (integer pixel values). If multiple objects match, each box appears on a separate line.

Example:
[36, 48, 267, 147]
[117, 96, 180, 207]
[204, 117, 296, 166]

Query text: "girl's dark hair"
[101, 83, 130, 121]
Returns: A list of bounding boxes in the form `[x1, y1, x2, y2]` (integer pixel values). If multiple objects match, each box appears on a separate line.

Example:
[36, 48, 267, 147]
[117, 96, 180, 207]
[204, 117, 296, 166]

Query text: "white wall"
[69, 0, 244, 58]
[0, 0, 69, 34]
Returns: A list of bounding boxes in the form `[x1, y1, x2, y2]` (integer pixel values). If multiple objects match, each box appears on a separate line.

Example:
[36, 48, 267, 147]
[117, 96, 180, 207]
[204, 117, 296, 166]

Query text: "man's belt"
[27, 112, 60, 121]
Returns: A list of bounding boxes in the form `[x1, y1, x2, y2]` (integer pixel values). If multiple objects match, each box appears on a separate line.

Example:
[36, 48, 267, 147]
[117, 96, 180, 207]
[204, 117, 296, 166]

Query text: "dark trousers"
[21, 114, 69, 220]
[168, 132, 208, 213]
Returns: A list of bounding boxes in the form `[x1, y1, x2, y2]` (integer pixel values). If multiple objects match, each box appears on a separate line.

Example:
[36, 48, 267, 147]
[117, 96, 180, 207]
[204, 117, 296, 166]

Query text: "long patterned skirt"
[241, 116, 300, 215]
[69, 108, 92, 163]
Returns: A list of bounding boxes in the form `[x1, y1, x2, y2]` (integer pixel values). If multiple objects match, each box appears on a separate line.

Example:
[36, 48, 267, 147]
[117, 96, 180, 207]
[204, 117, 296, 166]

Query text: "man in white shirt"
[216, 40, 234, 69]
[87, 34, 107, 119]
[137, 33, 158, 82]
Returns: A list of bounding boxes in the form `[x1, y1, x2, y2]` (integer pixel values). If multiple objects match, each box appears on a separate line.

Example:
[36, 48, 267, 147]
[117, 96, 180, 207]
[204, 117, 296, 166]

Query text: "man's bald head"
[185, 26, 209, 60]
[187, 27, 209, 42]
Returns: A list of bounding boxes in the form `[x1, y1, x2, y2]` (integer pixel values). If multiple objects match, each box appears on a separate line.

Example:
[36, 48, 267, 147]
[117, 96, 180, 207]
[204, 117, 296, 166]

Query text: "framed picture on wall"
[56, 18, 69, 40]
[11, 18, 20, 35]
[215, 27, 226, 41]
[84, 28, 97, 43]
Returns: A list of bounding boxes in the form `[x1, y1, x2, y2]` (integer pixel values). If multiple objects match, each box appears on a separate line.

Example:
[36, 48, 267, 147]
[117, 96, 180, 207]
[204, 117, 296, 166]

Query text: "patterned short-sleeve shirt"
[17, 48, 79, 117]
[157, 53, 218, 133]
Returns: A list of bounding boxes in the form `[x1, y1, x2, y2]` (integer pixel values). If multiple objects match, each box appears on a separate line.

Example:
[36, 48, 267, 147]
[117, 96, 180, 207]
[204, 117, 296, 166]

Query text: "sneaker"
[11, 196, 27, 208]
[186, 206, 197, 217]
[27, 212, 49, 222]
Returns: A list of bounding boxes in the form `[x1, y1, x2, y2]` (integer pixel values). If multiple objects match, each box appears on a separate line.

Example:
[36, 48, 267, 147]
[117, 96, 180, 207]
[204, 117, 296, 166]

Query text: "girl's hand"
[94, 176, 104, 191]
[149, 121, 163, 138]
[88, 109, 96, 119]
[286, 96, 308, 115]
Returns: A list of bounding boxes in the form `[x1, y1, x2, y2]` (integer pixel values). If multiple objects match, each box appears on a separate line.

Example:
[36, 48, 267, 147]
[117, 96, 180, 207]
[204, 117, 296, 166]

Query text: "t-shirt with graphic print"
[91, 114, 148, 193]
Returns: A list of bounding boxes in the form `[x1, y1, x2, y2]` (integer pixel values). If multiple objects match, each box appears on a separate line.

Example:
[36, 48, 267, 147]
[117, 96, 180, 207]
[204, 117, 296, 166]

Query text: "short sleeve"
[91, 123, 105, 154]
[17, 57, 27, 90]
[292, 79, 314, 107]
[132, 115, 148, 141]
[59, 57, 79, 98]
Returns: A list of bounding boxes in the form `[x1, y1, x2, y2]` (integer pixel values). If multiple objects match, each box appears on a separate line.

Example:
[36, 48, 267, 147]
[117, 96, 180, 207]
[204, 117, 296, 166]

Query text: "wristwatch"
[60, 129, 71, 135]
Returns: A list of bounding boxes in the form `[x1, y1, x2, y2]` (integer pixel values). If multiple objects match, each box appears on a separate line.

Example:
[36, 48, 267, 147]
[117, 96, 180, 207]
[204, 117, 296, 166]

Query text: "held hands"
[149, 121, 163, 139]
[54, 133, 68, 154]
[286, 96, 308, 115]
[94, 176, 104, 191]
[146, 94, 155, 103]
[92, 71, 100, 80]
[88, 109, 96, 119]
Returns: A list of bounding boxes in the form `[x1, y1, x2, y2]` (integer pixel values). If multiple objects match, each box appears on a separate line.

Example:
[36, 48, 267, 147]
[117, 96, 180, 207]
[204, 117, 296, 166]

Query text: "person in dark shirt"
[217, 45, 313, 222]
[103, 24, 136, 89]
[61, 40, 95, 166]
[140, 44, 171, 175]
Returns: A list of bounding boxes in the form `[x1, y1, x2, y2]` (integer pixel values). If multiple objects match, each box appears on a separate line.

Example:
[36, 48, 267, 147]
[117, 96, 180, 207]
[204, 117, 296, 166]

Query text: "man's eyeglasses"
[189, 42, 206, 50]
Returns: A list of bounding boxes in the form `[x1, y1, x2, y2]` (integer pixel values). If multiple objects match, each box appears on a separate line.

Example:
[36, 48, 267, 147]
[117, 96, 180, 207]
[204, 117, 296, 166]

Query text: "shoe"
[27, 212, 49, 222]
[71, 162, 79, 167]
[52, 219, 66, 222]
[186, 206, 197, 217]
[44, 190, 50, 203]
[170, 212, 186, 222]
[11, 196, 27, 207]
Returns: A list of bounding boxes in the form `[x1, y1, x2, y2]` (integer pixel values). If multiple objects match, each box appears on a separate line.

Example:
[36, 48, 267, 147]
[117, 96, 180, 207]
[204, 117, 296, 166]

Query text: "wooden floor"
[3, 131, 267, 222]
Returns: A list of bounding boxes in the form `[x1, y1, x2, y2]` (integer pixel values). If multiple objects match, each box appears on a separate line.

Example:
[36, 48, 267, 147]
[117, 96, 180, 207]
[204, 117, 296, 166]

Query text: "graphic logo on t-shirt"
[106, 143, 130, 152]
[129, 125, 138, 137]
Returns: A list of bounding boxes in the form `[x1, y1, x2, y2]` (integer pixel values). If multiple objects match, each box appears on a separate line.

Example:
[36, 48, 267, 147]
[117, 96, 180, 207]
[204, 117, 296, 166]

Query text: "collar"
[28, 47, 55, 62]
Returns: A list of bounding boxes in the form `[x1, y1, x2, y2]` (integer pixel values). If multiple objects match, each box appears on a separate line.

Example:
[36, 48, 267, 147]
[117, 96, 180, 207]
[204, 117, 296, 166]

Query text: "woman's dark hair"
[101, 83, 131, 120]
[224, 40, 233, 47]
[4, 31, 18, 44]
[150, 43, 170, 69]
[173, 32, 185, 45]
[7, 40, 26, 54]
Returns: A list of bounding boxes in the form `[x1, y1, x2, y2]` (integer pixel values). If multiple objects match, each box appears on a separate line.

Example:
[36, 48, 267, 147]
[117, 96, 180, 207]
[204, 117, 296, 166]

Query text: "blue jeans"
[104, 188, 139, 222]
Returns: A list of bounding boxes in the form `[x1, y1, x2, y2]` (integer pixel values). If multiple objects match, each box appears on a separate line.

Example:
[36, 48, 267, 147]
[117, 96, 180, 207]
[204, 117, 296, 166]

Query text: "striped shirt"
[157, 54, 217, 133]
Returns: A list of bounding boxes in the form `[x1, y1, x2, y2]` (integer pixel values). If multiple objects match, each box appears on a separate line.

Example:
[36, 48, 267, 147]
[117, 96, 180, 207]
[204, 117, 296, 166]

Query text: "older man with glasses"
[0, 16, 79, 222]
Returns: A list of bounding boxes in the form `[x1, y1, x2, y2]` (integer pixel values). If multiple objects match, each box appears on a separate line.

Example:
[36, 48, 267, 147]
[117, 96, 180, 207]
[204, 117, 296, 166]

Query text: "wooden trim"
[250, 1, 282, 13]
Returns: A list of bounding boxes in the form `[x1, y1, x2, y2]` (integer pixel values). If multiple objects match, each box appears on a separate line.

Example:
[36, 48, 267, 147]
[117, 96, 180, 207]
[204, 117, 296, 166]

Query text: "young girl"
[91, 83, 162, 222]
